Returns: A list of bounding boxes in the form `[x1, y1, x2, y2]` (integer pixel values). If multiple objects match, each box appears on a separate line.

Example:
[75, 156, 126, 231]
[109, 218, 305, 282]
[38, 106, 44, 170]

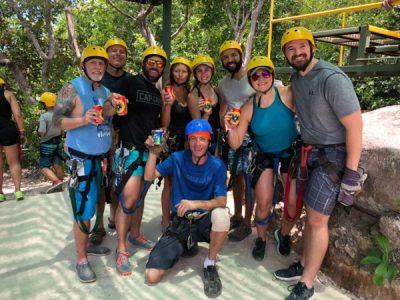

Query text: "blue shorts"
[39, 142, 63, 168]
[112, 148, 149, 177]
[146, 213, 212, 270]
[302, 145, 346, 215]
[69, 158, 102, 221]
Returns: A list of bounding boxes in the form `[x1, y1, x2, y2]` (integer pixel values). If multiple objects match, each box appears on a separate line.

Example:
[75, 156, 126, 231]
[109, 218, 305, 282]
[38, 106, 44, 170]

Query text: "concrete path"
[0, 186, 357, 299]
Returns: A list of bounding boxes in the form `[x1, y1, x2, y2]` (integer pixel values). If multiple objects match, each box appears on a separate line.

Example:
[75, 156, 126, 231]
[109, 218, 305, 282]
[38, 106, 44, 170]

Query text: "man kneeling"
[144, 119, 229, 298]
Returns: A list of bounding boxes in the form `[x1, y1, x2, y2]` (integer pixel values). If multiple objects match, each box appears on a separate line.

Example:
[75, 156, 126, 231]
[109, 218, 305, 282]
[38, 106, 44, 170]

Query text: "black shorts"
[146, 213, 212, 270]
[0, 122, 19, 146]
[255, 153, 292, 173]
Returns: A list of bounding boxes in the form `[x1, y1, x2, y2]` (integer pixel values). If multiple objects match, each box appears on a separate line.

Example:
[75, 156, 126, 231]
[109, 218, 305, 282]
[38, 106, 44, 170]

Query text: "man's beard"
[143, 66, 163, 83]
[223, 58, 242, 74]
[287, 52, 313, 72]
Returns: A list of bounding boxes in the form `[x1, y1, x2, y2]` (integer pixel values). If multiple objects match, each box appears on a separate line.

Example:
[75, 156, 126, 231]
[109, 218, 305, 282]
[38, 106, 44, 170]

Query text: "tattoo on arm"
[53, 83, 77, 126]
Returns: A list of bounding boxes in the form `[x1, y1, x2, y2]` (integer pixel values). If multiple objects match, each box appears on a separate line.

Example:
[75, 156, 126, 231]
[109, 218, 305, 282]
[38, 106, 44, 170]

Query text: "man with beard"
[274, 27, 363, 300]
[109, 46, 167, 276]
[217, 40, 255, 242]
[89, 37, 133, 246]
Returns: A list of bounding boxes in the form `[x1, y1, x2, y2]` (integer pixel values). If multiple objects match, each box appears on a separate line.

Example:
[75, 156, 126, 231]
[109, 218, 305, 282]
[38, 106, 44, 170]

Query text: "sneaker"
[88, 229, 106, 246]
[182, 243, 199, 258]
[228, 224, 252, 242]
[229, 215, 243, 230]
[274, 261, 304, 281]
[14, 191, 24, 201]
[0, 194, 5, 202]
[285, 282, 315, 300]
[87, 245, 111, 256]
[252, 237, 266, 261]
[107, 217, 116, 230]
[274, 229, 291, 256]
[203, 265, 222, 298]
[76, 261, 96, 283]
[128, 234, 156, 250]
[115, 250, 132, 276]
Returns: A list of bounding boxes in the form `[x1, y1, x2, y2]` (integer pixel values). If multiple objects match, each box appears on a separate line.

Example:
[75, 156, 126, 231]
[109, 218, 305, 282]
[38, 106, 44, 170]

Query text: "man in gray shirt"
[274, 27, 363, 300]
[218, 40, 255, 242]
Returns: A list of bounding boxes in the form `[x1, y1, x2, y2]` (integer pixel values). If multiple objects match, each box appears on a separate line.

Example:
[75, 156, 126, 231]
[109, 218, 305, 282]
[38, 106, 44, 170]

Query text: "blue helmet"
[185, 119, 213, 140]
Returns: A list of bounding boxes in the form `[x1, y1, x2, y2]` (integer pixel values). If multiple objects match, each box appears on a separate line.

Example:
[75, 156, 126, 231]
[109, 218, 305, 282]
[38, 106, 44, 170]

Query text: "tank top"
[169, 100, 191, 138]
[250, 87, 297, 153]
[196, 86, 221, 140]
[66, 76, 112, 155]
[0, 88, 12, 127]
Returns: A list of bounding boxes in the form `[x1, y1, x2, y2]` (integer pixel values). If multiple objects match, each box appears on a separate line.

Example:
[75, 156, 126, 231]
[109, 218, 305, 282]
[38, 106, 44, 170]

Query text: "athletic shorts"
[0, 122, 19, 146]
[302, 145, 346, 215]
[112, 148, 149, 177]
[255, 153, 291, 173]
[146, 213, 212, 270]
[39, 142, 63, 168]
[69, 158, 102, 221]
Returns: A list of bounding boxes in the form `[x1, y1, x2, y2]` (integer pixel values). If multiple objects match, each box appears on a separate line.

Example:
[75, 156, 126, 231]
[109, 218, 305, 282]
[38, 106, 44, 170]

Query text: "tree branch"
[64, 5, 81, 62]
[244, 0, 265, 66]
[171, 5, 189, 39]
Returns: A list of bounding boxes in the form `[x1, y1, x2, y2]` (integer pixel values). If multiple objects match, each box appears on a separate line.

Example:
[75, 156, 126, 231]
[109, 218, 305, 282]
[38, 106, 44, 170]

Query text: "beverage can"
[203, 99, 212, 113]
[152, 129, 163, 145]
[92, 105, 104, 124]
[116, 95, 128, 116]
[230, 107, 241, 126]
[164, 85, 176, 101]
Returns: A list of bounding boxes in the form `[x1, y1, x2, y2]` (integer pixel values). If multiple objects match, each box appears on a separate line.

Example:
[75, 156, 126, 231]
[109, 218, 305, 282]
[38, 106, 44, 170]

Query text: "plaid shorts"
[228, 135, 253, 175]
[302, 145, 346, 215]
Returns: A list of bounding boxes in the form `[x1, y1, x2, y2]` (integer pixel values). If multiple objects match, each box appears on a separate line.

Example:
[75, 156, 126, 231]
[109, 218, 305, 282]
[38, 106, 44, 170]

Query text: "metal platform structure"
[267, 0, 400, 77]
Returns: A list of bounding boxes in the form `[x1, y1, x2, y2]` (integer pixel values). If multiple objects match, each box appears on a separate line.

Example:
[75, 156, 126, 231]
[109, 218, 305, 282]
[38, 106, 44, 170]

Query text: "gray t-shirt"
[38, 110, 62, 143]
[218, 74, 255, 109]
[291, 59, 360, 144]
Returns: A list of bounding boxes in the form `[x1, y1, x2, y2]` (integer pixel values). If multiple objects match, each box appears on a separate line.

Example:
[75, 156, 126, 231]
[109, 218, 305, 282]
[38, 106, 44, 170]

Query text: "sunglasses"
[146, 59, 165, 68]
[251, 70, 271, 81]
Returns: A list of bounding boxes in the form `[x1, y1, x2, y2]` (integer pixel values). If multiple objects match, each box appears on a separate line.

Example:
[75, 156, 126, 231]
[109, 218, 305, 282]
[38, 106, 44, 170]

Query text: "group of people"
[0, 24, 365, 300]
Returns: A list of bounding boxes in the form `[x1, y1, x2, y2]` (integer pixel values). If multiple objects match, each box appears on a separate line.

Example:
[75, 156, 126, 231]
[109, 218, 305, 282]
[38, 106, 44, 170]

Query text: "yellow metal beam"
[267, 0, 275, 58]
[339, 13, 347, 66]
[271, 1, 400, 24]
[368, 25, 400, 39]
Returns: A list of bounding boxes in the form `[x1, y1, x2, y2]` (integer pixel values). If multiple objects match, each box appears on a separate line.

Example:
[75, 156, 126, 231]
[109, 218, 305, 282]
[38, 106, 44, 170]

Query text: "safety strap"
[227, 149, 241, 190]
[118, 180, 151, 215]
[68, 164, 102, 234]
[115, 150, 145, 195]
[255, 209, 274, 226]
[283, 144, 312, 222]
[315, 148, 343, 185]
[78, 158, 97, 215]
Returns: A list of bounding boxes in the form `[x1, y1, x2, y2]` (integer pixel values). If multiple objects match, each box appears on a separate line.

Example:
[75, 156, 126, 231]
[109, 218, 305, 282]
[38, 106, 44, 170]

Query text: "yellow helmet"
[104, 37, 128, 52]
[40, 92, 57, 107]
[281, 27, 315, 50]
[0, 78, 5, 85]
[171, 56, 191, 69]
[191, 54, 215, 72]
[219, 40, 243, 57]
[246, 56, 275, 74]
[80, 46, 109, 64]
[142, 45, 167, 61]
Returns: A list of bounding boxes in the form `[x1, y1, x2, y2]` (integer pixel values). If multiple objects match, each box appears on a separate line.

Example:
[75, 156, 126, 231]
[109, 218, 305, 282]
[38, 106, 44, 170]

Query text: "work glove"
[337, 167, 364, 206]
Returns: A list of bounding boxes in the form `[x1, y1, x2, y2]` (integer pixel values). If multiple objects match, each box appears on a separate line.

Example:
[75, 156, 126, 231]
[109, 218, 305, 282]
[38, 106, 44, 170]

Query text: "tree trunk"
[65, 5, 81, 62]
[244, 0, 265, 66]
[0, 54, 34, 104]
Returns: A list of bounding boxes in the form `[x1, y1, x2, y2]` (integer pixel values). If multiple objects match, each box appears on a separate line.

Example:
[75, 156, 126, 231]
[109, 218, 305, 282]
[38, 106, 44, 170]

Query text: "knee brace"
[210, 208, 230, 232]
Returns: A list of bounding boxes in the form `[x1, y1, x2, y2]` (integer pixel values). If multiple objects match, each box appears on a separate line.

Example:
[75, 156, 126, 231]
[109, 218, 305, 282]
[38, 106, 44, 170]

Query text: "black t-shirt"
[114, 74, 162, 148]
[0, 88, 13, 128]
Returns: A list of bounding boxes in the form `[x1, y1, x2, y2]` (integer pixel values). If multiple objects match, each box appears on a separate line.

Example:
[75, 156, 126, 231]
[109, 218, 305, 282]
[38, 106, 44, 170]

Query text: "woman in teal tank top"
[224, 56, 298, 261]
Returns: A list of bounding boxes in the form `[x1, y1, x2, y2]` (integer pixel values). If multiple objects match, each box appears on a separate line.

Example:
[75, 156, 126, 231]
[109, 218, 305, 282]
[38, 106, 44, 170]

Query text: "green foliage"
[361, 234, 398, 286]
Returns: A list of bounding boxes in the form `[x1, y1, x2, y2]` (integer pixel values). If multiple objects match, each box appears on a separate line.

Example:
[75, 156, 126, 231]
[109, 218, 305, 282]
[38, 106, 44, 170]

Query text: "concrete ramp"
[0, 186, 356, 299]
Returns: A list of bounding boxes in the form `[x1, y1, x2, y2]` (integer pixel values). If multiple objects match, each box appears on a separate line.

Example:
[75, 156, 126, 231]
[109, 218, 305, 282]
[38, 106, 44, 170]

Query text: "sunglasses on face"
[146, 59, 164, 68]
[251, 70, 271, 81]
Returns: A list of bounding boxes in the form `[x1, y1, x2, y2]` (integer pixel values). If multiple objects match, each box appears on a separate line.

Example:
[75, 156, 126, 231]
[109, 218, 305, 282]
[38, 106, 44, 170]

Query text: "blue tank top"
[250, 87, 297, 153]
[66, 76, 112, 155]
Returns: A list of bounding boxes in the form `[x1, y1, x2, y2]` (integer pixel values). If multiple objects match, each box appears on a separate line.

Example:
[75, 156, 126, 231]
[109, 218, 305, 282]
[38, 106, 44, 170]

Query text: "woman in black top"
[0, 78, 26, 201]
[160, 56, 192, 231]
[188, 54, 222, 152]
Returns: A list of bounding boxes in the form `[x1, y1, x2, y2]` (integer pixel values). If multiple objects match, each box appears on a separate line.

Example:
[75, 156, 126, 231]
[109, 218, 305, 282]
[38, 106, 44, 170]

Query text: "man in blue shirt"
[144, 119, 229, 298]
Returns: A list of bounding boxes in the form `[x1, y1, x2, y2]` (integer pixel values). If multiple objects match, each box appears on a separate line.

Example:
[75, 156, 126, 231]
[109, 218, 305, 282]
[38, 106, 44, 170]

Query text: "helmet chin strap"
[108, 63, 125, 73]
